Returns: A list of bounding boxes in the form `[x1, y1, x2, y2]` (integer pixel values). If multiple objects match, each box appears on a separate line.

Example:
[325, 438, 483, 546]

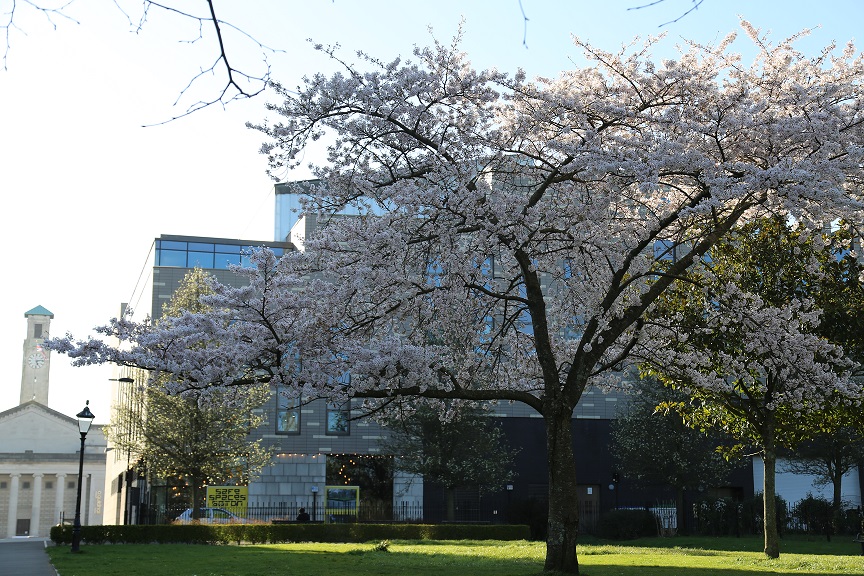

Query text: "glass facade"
[155, 238, 286, 270]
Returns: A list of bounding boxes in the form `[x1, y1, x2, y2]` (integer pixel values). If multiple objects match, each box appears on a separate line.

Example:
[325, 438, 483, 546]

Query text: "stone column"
[55, 473, 67, 526]
[31, 473, 43, 537]
[6, 474, 20, 538]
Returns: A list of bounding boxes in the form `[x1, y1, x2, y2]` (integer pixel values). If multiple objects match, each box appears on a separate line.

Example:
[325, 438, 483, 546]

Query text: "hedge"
[595, 509, 657, 540]
[50, 522, 531, 545]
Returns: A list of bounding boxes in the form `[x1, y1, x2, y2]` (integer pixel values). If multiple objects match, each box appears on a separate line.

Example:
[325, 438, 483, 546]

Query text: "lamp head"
[76, 400, 95, 435]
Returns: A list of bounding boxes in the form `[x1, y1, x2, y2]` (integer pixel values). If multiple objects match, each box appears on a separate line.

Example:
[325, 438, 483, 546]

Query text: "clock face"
[27, 352, 46, 369]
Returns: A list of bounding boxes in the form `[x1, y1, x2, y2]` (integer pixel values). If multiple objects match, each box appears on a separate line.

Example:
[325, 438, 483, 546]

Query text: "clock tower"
[20, 305, 53, 405]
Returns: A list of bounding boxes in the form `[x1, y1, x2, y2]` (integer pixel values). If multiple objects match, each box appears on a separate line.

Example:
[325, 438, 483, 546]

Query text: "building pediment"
[0, 401, 106, 454]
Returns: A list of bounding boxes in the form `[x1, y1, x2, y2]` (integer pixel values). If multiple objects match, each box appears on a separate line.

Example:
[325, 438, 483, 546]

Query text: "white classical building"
[0, 306, 106, 538]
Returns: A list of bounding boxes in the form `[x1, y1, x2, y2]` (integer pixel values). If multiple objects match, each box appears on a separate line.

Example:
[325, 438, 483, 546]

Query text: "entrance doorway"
[578, 484, 600, 534]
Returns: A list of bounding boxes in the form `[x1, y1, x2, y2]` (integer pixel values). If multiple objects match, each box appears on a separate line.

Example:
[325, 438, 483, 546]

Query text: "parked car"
[175, 507, 247, 524]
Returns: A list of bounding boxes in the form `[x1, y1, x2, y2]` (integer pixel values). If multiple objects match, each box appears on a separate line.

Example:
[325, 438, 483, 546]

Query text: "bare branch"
[627, 0, 706, 27]
[1, 0, 78, 70]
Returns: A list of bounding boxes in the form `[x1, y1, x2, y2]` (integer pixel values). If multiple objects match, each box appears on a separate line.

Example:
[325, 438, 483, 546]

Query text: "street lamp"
[611, 472, 620, 510]
[71, 400, 95, 553]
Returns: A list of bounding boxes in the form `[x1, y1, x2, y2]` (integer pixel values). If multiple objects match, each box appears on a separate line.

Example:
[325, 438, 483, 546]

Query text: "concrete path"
[0, 539, 57, 576]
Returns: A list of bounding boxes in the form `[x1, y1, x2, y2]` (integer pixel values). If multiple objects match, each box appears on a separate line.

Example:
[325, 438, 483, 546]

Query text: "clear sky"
[1, 0, 861, 422]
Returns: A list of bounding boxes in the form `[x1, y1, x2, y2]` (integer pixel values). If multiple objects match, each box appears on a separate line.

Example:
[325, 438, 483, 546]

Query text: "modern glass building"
[149, 234, 289, 321]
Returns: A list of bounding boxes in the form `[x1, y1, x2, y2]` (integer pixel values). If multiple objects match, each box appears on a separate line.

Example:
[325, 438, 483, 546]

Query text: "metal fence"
[141, 501, 434, 525]
[616, 497, 863, 538]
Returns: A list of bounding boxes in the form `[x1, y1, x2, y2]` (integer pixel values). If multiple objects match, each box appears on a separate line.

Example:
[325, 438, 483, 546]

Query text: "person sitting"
[296, 507, 310, 523]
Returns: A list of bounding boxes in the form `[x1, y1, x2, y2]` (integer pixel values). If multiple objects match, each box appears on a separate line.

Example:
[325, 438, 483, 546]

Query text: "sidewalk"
[0, 538, 57, 576]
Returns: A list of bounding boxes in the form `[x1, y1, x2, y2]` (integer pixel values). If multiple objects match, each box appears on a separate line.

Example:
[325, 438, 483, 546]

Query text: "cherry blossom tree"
[48, 23, 864, 573]
[642, 217, 864, 557]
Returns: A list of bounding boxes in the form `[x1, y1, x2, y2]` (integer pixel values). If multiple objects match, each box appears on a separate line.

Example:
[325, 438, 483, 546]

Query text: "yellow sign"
[206, 486, 248, 516]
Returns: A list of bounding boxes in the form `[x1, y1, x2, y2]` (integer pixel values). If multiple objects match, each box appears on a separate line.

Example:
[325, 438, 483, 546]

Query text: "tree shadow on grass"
[583, 535, 857, 556]
[579, 564, 839, 576]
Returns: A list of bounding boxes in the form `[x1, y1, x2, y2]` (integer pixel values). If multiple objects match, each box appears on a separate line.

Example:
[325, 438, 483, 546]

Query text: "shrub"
[508, 497, 548, 540]
[595, 509, 656, 540]
[792, 494, 833, 535]
[750, 492, 789, 535]
[50, 522, 531, 546]
[692, 496, 743, 536]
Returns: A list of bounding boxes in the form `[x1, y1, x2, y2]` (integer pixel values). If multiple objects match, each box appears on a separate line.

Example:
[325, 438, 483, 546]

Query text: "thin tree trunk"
[831, 468, 843, 539]
[445, 488, 456, 522]
[832, 471, 843, 513]
[762, 440, 780, 558]
[544, 411, 580, 574]
[675, 487, 685, 536]
[191, 476, 202, 520]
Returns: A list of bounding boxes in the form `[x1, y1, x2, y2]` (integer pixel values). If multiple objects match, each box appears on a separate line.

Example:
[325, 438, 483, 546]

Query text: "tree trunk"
[832, 471, 843, 512]
[675, 487, 685, 536]
[762, 442, 780, 558]
[191, 476, 202, 520]
[831, 469, 843, 539]
[445, 488, 456, 522]
[544, 411, 580, 573]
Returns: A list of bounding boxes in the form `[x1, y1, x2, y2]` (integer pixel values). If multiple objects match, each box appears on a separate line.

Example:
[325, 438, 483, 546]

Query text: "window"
[212, 509, 234, 521]
[33, 323, 43, 338]
[156, 239, 288, 269]
[188, 251, 215, 268]
[326, 402, 350, 435]
[214, 253, 242, 269]
[158, 249, 187, 267]
[22, 481, 30, 489]
[68, 481, 76, 489]
[215, 243, 242, 254]
[276, 392, 301, 434]
[45, 481, 53, 490]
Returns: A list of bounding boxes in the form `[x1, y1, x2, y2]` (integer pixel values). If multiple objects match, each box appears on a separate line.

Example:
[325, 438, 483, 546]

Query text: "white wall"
[752, 457, 861, 507]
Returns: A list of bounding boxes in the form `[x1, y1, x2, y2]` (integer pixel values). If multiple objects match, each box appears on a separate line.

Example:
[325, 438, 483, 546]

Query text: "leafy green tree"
[106, 268, 273, 517]
[644, 217, 862, 557]
[611, 378, 735, 533]
[782, 415, 864, 515]
[381, 401, 516, 521]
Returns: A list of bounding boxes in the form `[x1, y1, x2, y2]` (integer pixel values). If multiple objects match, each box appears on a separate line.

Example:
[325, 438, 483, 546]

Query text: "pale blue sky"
[1, 0, 861, 419]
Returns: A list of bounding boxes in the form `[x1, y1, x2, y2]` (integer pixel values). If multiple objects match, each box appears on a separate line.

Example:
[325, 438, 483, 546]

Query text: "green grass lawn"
[46, 536, 864, 576]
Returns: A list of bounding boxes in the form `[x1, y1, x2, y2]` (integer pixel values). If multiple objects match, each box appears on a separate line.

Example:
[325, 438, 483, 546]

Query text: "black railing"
[611, 497, 864, 538]
[140, 501, 427, 525]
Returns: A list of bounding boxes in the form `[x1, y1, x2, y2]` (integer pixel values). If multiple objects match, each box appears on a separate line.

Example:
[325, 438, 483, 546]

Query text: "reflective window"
[326, 401, 350, 435]
[156, 239, 287, 269]
[276, 390, 300, 434]
[159, 250, 187, 267]
[215, 253, 242, 269]
[188, 251, 215, 268]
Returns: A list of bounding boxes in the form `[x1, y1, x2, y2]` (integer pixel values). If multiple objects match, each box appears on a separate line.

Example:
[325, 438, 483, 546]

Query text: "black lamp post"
[71, 400, 95, 553]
